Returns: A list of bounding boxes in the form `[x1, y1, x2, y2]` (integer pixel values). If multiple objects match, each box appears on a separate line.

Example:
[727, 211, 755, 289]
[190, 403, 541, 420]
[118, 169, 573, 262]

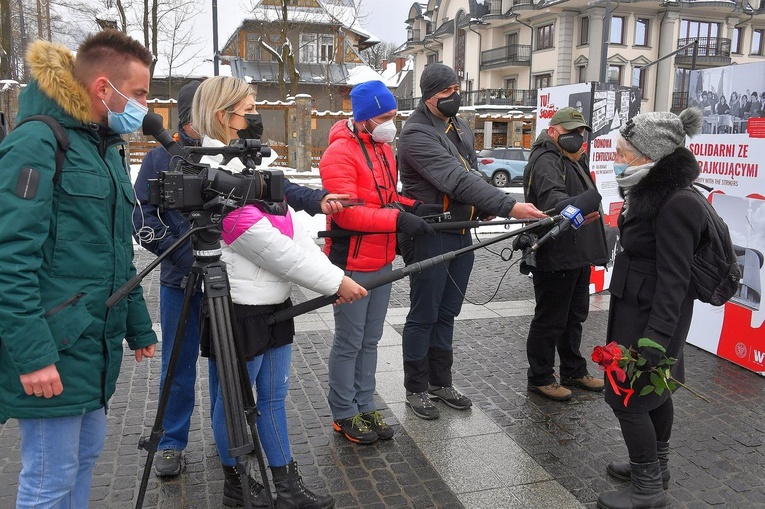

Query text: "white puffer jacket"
[201, 137, 344, 305]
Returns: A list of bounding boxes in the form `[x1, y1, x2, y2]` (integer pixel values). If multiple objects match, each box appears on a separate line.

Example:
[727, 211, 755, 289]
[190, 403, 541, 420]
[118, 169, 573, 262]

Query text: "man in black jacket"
[523, 107, 608, 401]
[397, 64, 545, 420]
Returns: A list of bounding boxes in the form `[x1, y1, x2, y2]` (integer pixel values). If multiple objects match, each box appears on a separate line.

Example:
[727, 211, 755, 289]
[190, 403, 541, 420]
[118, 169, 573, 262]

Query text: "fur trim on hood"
[625, 146, 700, 220]
[26, 40, 92, 124]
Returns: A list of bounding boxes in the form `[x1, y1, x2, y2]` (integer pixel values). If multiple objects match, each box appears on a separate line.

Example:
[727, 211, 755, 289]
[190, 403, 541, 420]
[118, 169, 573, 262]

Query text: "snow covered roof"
[232, 60, 375, 86]
[232, 0, 379, 47]
[346, 65, 386, 86]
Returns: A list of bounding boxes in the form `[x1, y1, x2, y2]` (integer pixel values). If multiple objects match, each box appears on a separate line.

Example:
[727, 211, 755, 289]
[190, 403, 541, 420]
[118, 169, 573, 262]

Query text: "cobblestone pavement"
[1, 235, 764, 508]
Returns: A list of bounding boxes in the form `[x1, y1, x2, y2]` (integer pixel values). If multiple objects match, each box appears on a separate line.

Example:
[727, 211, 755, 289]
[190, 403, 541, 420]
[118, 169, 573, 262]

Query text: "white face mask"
[369, 119, 397, 144]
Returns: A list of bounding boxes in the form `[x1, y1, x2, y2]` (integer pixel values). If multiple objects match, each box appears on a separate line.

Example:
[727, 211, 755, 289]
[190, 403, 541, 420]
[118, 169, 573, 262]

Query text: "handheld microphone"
[532, 188, 601, 251]
[543, 194, 579, 215]
[142, 112, 184, 159]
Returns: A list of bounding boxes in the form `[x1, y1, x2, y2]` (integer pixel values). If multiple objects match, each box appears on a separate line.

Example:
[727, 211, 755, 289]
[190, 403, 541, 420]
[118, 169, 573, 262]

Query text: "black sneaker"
[333, 413, 378, 444]
[428, 385, 472, 410]
[406, 391, 440, 420]
[155, 448, 183, 477]
[361, 411, 395, 440]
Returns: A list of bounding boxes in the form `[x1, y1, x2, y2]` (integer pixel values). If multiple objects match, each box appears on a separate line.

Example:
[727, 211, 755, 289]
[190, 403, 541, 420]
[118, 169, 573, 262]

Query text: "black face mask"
[435, 91, 461, 118]
[236, 113, 264, 140]
[557, 130, 584, 153]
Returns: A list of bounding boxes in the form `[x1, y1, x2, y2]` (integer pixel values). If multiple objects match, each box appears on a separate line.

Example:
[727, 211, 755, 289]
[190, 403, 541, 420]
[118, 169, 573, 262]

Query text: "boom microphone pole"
[317, 218, 542, 238]
[272, 189, 603, 325]
[270, 216, 559, 325]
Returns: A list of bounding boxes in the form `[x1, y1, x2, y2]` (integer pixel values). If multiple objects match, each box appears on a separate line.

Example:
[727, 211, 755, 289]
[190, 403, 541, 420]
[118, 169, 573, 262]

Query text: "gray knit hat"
[619, 107, 703, 161]
[420, 63, 459, 101]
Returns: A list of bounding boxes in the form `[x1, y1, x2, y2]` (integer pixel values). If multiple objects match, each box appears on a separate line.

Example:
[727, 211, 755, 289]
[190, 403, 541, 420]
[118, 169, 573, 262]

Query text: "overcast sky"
[359, 0, 412, 45]
[158, 0, 412, 76]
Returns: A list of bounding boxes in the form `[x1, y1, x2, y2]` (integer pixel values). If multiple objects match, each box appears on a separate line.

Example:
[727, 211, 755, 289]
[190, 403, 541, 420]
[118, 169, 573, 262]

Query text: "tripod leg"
[135, 270, 201, 509]
[205, 263, 275, 509]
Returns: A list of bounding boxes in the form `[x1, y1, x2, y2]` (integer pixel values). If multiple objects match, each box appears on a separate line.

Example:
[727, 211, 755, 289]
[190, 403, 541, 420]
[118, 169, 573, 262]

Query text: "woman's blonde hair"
[192, 76, 253, 144]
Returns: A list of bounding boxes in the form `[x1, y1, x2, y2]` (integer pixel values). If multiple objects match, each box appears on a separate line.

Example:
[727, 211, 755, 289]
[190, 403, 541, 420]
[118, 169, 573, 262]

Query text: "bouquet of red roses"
[591, 338, 709, 407]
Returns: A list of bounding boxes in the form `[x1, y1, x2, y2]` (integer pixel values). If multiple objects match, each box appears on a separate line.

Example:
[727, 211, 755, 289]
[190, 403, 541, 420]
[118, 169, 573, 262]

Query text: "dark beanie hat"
[420, 63, 459, 101]
[350, 80, 397, 121]
[177, 80, 201, 126]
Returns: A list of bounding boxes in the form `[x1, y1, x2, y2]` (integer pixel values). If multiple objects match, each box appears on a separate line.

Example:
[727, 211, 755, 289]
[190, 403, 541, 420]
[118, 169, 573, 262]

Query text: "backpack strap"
[15, 115, 70, 184]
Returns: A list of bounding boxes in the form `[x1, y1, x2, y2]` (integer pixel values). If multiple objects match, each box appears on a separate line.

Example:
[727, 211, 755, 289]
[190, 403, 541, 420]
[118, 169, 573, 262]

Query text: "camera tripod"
[108, 206, 273, 509]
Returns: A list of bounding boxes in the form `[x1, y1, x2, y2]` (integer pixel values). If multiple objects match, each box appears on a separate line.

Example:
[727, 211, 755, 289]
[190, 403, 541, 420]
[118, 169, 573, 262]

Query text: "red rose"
[592, 342, 626, 382]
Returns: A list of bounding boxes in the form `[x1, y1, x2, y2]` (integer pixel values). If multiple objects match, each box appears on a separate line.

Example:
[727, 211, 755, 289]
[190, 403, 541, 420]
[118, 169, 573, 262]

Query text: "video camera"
[142, 112, 284, 213]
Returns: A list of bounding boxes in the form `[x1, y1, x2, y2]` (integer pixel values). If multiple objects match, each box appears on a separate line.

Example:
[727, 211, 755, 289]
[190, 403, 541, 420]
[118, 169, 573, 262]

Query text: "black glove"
[638, 345, 664, 369]
[397, 212, 436, 237]
[412, 202, 443, 218]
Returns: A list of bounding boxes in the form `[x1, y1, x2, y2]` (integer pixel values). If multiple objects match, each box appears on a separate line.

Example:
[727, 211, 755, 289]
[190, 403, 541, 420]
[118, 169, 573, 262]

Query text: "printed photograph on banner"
[686, 62, 765, 137]
[711, 194, 764, 312]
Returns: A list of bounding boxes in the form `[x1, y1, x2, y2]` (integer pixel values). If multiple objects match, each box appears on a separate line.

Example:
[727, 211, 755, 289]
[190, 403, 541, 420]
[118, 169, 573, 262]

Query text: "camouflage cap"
[550, 107, 592, 132]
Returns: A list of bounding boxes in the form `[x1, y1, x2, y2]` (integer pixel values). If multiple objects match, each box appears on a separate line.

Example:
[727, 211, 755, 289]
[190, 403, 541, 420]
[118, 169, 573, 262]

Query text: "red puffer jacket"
[320, 119, 417, 271]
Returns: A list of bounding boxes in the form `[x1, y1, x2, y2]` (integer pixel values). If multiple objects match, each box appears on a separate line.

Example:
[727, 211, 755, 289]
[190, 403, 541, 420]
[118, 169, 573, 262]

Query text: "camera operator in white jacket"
[193, 76, 365, 509]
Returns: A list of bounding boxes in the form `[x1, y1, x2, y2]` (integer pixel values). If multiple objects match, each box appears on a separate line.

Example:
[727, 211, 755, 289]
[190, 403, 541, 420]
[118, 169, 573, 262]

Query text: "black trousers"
[402, 231, 473, 393]
[613, 398, 674, 463]
[526, 266, 590, 386]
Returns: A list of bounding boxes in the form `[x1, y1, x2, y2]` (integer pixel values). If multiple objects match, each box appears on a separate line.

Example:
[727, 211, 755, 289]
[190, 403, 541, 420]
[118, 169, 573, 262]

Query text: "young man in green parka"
[0, 30, 157, 508]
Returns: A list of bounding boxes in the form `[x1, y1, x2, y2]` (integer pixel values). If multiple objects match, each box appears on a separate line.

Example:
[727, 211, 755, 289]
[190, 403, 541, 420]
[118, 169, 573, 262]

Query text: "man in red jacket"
[320, 80, 435, 444]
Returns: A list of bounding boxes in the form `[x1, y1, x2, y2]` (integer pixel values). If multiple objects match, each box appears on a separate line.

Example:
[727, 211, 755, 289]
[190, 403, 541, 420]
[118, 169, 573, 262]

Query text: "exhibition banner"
[685, 62, 765, 376]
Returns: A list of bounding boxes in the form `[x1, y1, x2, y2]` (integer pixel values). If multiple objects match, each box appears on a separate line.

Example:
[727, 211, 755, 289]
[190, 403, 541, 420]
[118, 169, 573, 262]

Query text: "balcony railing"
[481, 44, 532, 69]
[512, 0, 534, 8]
[675, 37, 731, 66]
[486, 0, 504, 16]
[397, 89, 537, 110]
[671, 92, 689, 113]
[463, 88, 537, 107]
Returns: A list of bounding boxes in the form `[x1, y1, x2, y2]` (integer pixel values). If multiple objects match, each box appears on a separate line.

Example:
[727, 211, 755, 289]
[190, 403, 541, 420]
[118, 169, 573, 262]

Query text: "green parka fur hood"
[0, 40, 156, 423]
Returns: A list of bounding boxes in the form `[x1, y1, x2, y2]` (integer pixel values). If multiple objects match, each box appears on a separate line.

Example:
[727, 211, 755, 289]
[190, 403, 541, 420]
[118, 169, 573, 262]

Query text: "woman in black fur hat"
[598, 107, 704, 509]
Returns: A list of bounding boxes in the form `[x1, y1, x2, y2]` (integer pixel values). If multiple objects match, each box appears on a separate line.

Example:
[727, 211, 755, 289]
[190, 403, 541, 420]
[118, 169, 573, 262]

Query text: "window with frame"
[610, 16, 625, 45]
[752, 28, 764, 55]
[427, 53, 438, 65]
[632, 67, 646, 99]
[246, 33, 261, 60]
[635, 18, 649, 46]
[577, 65, 587, 83]
[300, 33, 318, 63]
[534, 73, 552, 89]
[732, 27, 743, 54]
[536, 24, 554, 50]
[319, 35, 334, 63]
[505, 78, 517, 90]
[580, 17, 589, 45]
[679, 20, 719, 40]
[607, 65, 622, 84]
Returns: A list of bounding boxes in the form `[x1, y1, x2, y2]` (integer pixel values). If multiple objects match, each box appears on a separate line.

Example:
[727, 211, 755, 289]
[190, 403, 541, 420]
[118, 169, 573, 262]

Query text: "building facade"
[220, 0, 380, 111]
[396, 0, 765, 113]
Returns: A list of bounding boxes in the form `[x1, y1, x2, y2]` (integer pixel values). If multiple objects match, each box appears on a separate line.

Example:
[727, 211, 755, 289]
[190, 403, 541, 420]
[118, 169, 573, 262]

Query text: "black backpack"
[688, 185, 741, 306]
[9, 115, 70, 184]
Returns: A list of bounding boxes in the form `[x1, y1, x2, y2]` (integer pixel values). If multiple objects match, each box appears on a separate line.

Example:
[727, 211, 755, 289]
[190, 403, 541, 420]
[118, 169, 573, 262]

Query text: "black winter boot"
[606, 442, 671, 489]
[222, 464, 270, 508]
[597, 461, 667, 509]
[270, 460, 334, 509]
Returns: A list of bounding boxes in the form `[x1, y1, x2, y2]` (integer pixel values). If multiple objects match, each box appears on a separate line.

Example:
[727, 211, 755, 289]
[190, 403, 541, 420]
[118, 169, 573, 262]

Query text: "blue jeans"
[16, 408, 107, 509]
[328, 265, 392, 421]
[209, 344, 292, 468]
[158, 285, 202, 451]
